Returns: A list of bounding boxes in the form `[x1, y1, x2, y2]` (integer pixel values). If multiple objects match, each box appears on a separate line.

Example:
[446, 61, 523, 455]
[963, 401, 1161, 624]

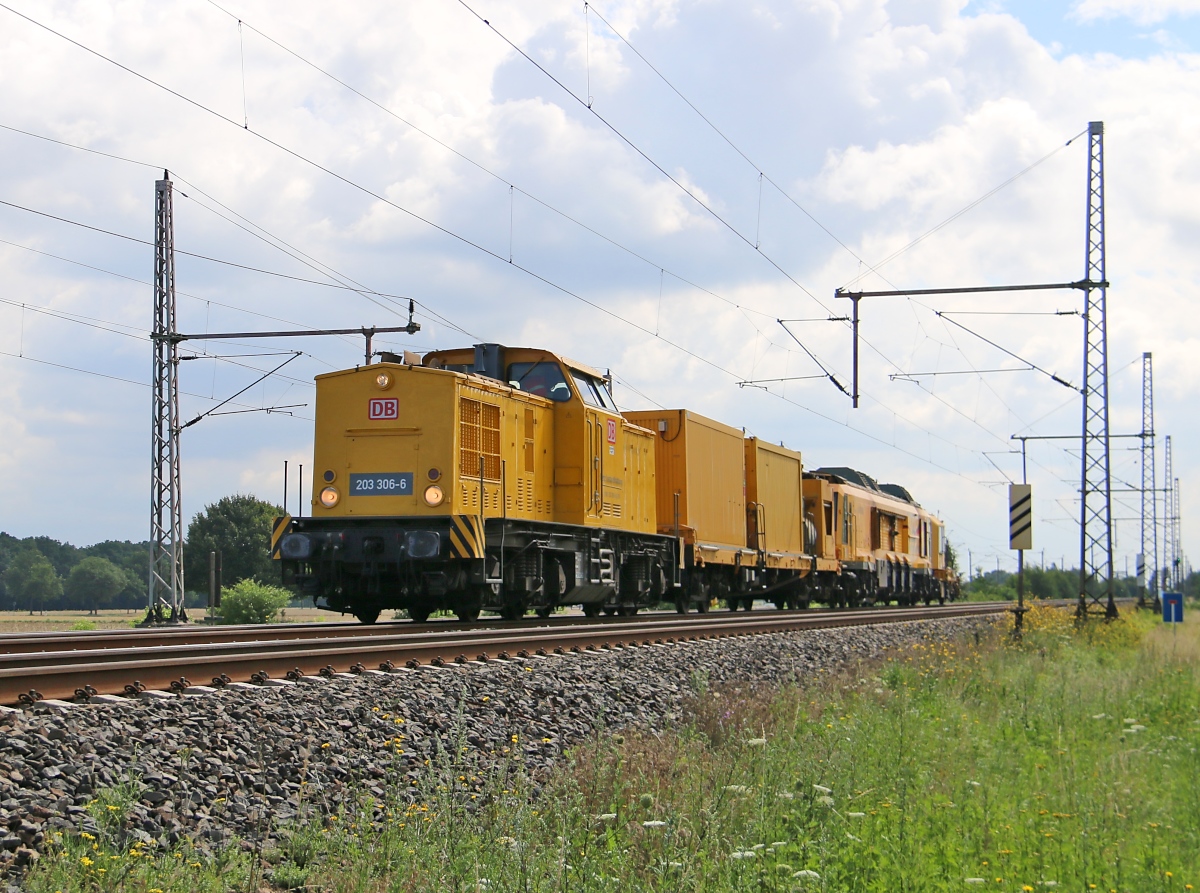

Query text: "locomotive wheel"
[535, 605, 553, 619]
[602, 606, 618, 616]
[408, 605, 431, 623]
[455, 605, 481, 622]
[674, 597, 688, 614]
[354, 607, 381, 625]
[727, 599, 739, 611]
[617, 604, 639, 617]
[499, 602, 525, 622]
[697, 597, 710, 614]
[582, 604, 601, 618]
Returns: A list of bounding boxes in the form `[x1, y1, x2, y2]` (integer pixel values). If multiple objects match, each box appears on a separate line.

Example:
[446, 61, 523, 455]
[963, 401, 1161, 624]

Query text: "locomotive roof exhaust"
[473, 343, 506, 382]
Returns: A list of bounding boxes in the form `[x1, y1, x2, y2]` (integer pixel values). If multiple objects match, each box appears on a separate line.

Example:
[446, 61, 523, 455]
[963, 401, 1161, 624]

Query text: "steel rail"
[0, 604, 946, 654]
[0, 603, 1008, 705]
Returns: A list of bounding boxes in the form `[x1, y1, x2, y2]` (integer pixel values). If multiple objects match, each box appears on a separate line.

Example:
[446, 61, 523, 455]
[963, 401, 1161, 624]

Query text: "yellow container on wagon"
[624, 409, 746, 554]
[744, 438, 804, 556]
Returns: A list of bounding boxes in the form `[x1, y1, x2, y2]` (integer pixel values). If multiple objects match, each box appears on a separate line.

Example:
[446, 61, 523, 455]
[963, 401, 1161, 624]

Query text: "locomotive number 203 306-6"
[348, 473, 414, 495]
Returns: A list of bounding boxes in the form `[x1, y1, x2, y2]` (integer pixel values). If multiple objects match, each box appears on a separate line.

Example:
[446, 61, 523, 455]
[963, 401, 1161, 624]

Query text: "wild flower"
[813, 784, 832, 794]
[794, 869, 820, 879]
[639, 793, 655, 808]
[595, 813, 617, 823]
[965, 880, 985, 885]
[848, 811, 866, 818]
[817, 795, 835, 808]
[747, 737, 767, 747]
[730, 851, 756, 860]
[642, 820, 667, 828]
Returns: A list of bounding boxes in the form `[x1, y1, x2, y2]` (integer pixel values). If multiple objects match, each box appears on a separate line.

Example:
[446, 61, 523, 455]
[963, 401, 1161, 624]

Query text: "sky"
[0, 0, 1196, 585]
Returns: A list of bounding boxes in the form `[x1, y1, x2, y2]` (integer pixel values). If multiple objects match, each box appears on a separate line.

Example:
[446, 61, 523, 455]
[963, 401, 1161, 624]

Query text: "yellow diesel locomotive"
[276, 343, 956, 622]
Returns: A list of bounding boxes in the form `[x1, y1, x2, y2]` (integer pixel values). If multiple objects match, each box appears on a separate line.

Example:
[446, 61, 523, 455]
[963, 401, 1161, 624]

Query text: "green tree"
[3, 550, 63, 613]
[217, 579, 291, 624]
[185, 494, 284, 588]
[64, 556, 129, 614]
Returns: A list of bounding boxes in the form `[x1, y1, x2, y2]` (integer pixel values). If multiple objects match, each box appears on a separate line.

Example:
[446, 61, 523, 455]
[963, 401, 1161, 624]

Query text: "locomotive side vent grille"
[460, 398, 501, 480]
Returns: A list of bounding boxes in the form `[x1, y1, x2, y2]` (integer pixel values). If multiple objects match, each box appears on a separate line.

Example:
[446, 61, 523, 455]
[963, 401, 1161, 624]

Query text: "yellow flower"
[106, 804, 119, 811]
[511, 734, 519, 743]
[1024, 887, 1035, 892]
[542, 737, 552, 743]
[321, 742, 331, 749]
[80, 856, 94, 867]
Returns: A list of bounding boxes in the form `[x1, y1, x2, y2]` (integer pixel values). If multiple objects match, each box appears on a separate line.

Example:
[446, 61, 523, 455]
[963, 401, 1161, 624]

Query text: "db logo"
[369, 398, 398, 420]
[606, 419, 617, 444]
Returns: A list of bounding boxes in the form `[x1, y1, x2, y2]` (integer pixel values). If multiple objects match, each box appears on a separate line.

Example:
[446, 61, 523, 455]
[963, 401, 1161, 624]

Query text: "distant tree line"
[0, 494, 286, 613]
[962, 565, 1200, 602]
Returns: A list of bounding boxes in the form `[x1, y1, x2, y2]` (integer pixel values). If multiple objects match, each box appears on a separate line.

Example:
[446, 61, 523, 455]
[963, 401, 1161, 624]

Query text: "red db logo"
[369, 398, 398, 420]
[606, 419, 617, 444]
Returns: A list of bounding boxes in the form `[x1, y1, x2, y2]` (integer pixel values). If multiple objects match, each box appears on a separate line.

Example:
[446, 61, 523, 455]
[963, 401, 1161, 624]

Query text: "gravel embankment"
[0, 615, 995, 877]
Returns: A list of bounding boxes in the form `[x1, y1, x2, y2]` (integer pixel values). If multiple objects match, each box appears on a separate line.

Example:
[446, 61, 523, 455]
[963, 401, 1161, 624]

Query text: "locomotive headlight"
[375, 371, 393, 390]
[280, 533, 313, 560]
[319, 486, 340, 508]
[423, 484, 444, 506]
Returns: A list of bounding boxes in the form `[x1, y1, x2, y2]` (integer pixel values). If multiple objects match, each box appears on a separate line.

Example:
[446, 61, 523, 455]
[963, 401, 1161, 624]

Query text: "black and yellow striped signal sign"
[1009, 485, 1032, 550]
[270, 515, 292, 559]
[449, 515, 485, 559]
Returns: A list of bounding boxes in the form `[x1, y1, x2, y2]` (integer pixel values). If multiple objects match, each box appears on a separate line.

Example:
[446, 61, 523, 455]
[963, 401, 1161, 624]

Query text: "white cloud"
[1072, 0, 1200, 25]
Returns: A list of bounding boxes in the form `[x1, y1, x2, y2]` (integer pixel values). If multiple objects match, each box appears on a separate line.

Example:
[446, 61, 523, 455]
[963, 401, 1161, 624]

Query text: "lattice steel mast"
[1164, 435, 1175, 590]
[148, 172, 186, 622]
[1077, 122, 1117, 619]
[1172, 476, 1183, 589]
[1138, 352, 1158, 610]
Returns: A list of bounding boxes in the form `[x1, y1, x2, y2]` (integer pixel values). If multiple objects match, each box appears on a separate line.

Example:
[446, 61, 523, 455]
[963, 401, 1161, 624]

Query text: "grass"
[22, 604, 1200, 892]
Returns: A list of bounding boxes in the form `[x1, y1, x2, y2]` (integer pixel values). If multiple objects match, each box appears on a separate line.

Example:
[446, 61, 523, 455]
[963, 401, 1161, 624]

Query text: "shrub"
[217, 580, 292, 624]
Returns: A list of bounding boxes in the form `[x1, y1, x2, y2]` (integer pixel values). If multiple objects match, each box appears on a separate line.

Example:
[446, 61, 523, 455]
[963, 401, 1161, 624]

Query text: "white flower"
[477, 881, 491, 890]
[848, 812, 866, 818]
[1092, 713, 1108, 720]
[1124, 718, 1138, 724]
[751, 843, 766, 850]
[794, 869, 820, 879]
[817, 795, 835, 808]
[642, 820, 667, 828]
[965, 879, 986, 884]
[595, 813, 617, 823]
[730, 851, 756, 860]
[813, 784, 832, 794]
[967, 781, 982, 787]
[747, 737, 767, 747]
[1122, 728, 1139, 734]
[1131, 724, 1146, 731]
[497, 836, 518, 848]
[777, 792, 795, 800]
[771, 841, 787, 847]
[724, 785, 750, 794]
[668, 862, 683, 869]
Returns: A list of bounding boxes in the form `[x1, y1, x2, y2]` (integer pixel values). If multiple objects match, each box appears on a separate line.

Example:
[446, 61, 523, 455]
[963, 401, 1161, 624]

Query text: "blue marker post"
[1162, 592, 1184, 624]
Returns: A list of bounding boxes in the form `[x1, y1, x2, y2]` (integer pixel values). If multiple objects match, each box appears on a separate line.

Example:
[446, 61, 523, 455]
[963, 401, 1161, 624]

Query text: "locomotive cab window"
[570, 370, 617, 411]
[507, 362, 572, 401]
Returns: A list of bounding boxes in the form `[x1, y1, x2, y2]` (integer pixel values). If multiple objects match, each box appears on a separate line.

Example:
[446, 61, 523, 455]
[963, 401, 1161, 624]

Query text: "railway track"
[0, 602, 1012, 706]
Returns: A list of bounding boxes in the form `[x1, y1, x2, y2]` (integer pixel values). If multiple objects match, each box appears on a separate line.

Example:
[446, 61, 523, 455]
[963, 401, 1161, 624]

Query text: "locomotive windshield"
[507, 361, 572, 401]
[570, 370, 617, 411]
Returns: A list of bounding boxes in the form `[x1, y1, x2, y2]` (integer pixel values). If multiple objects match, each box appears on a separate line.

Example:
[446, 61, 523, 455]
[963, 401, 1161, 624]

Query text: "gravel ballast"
[0, 615, 995, 876]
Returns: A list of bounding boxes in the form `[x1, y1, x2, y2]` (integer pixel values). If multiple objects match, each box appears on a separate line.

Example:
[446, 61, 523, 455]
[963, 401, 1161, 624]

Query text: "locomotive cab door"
[586, 409, 603, 520]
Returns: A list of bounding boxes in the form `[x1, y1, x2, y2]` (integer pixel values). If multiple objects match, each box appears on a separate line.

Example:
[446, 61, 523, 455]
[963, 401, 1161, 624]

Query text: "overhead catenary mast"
[1077, 122, 1117, 620]
[148, 172, 186, 622]
[1163, 434, 1175, 590]
[1138, 352, 1158, 610]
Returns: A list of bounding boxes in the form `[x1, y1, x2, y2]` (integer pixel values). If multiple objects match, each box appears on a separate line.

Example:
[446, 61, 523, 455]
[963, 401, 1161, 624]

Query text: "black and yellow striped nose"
[449, 515, 485, 558]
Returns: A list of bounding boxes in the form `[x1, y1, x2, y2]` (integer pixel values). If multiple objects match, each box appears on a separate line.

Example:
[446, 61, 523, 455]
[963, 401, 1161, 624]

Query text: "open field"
[0, 607, 340, 633]
[21, 602, 1200, 892]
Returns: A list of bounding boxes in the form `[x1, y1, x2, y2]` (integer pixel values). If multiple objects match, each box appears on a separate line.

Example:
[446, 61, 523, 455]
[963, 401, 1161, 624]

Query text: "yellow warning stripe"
[270, 514, 292, 559]
[450, 515, 484, 559]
